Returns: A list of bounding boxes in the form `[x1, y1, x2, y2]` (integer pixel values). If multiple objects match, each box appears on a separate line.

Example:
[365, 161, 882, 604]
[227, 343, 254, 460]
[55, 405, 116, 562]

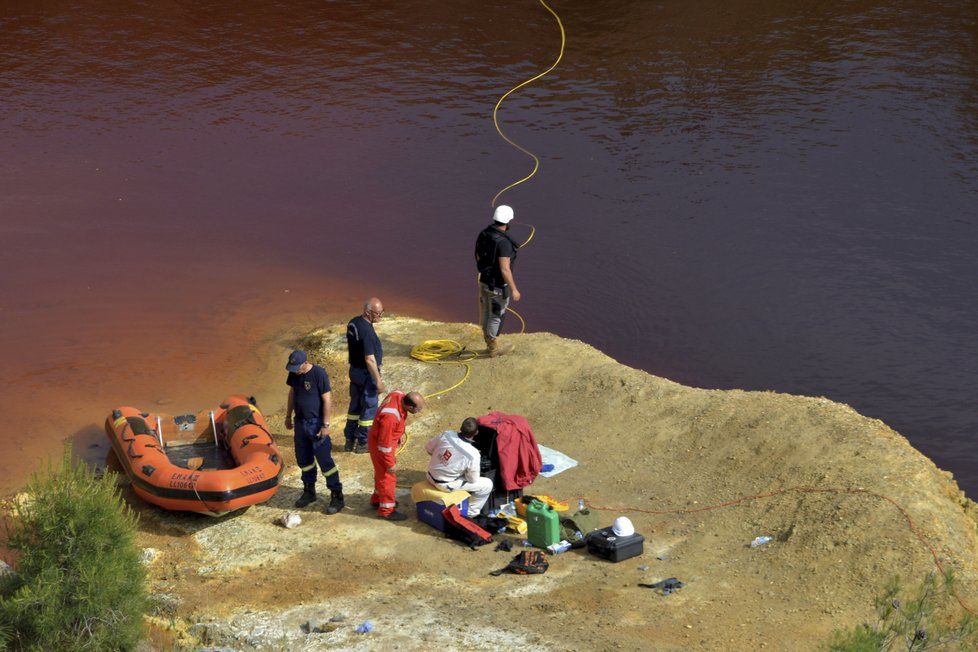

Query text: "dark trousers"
[294, 419, 341, 491]
[344, 366, 379, 445]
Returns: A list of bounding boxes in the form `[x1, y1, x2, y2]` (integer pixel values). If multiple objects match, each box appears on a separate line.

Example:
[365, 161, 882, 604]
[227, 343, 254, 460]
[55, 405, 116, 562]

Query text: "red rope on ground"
[561, 486, 977, 616]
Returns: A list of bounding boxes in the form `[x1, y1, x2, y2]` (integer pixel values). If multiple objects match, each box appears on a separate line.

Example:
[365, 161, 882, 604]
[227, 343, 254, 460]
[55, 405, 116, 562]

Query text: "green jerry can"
[526, 499, 560, 548]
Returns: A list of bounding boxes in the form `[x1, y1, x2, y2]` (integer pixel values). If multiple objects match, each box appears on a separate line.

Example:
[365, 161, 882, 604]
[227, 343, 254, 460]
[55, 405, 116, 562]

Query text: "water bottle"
[750, 535, 773, 548]
[578, 499, 586, 511]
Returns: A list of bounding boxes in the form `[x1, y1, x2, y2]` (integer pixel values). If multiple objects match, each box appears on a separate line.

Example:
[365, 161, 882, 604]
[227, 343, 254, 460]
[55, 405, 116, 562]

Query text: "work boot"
[382, 511, 408, 522]
[354, 442, 369, 455]
[294, 484, 317, 508]
[326, 489, 345, 515]
[487, 338, 512, 358]
[344, 439, 355, 452]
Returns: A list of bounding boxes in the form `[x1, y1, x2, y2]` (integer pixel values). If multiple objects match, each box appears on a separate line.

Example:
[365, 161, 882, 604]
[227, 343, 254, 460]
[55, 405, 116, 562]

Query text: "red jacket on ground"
[477, 412, 542, 491]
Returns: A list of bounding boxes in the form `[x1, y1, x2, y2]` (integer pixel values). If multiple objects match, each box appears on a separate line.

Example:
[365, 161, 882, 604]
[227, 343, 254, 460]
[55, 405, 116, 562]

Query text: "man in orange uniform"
[368, 390, 425, 521]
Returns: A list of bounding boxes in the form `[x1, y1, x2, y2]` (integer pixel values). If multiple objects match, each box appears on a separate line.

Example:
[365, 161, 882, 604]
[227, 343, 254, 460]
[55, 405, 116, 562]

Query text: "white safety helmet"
[493, 204, 514, 224]
[612, 516, 635, 537]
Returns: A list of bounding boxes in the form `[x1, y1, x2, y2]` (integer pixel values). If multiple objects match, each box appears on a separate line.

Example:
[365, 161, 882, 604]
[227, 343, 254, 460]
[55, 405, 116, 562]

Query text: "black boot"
[326, 489, 345, 515]
[294, 484, 317, 508]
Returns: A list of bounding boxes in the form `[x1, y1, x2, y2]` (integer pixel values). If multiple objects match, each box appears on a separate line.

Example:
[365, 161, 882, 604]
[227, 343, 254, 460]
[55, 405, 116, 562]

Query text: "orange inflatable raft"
[104, 394, 284, 515]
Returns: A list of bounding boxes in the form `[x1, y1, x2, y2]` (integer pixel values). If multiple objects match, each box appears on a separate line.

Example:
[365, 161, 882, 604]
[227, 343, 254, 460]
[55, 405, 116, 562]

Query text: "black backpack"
[474, 226, 518, 287]
[490, 550, 549, 576]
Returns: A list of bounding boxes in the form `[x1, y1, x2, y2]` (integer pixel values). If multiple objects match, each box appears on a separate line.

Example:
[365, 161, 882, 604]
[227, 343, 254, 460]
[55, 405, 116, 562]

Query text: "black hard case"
[586, 526, 645, 563]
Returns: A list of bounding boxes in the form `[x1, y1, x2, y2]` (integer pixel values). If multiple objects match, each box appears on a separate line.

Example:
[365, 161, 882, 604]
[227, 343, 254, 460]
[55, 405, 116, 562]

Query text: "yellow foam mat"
[411, 481, 470, 506]
[516, 495, 569, 517]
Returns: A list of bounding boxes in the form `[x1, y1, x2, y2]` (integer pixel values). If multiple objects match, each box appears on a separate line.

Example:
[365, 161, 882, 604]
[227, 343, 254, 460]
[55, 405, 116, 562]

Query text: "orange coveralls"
[368, 391, 408, 516]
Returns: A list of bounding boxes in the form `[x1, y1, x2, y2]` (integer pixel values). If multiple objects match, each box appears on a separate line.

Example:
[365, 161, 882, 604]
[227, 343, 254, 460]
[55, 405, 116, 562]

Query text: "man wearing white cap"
[474, 204, 521, 357]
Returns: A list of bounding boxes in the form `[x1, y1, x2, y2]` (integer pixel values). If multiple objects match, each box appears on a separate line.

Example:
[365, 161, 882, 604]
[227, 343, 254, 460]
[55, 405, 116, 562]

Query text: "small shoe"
[354, 442, 369, 455]
[382, 511, 408, 522]
[344, 439, 355, 452]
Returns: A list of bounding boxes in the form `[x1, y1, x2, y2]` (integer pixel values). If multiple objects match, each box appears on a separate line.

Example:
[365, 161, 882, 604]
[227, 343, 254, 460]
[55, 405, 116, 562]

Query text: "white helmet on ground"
[612, 516, 635, 537]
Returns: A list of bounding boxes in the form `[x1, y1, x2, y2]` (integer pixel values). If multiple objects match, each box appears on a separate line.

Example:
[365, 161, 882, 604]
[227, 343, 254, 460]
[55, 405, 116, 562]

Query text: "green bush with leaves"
[0, 452, 147, 651]
[823, 570, 978, 651]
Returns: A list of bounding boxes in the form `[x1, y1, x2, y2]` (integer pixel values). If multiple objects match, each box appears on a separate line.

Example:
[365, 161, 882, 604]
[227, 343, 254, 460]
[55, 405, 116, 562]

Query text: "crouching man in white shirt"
[425, 417, 494, 518]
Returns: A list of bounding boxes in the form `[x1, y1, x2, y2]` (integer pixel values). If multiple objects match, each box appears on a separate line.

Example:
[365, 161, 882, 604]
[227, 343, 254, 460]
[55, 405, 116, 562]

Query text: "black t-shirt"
[286, 364, 331, 420]
[347, 315, 382, 369]
[475, 225, 518, 288]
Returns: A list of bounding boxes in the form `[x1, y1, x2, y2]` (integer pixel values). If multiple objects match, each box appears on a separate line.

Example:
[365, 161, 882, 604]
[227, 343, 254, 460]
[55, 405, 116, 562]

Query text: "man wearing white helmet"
[474, 204, 521, 357]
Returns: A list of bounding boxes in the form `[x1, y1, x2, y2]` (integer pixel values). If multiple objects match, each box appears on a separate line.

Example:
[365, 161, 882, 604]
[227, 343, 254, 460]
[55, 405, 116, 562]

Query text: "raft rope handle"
[118, 419, 135, 442]
[566, 486, 978, 617]
[126, 441, 142, 459]
[188, 470, 221, 517]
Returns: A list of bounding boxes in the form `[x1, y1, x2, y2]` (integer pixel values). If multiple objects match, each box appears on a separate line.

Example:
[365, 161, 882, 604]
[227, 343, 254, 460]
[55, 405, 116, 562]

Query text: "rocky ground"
[123, 316, 978, 651]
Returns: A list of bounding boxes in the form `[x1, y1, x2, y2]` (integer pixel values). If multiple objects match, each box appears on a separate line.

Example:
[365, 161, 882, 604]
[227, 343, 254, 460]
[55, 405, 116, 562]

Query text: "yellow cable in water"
[411, 2, 564, 407]
[485, 0, 562, 330]
[490, 0, 566, 208]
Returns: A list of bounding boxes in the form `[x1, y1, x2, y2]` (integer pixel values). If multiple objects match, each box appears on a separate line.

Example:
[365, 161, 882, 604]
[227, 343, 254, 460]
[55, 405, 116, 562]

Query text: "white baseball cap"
[612, 516, 635, 537]
[493, 205, 514, 224]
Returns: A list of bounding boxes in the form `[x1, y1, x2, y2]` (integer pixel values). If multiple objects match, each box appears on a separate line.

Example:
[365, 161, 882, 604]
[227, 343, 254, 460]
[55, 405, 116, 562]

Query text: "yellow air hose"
[484, 0, 563, 335]
[490, 0, 566, 208]
[407, 1, 565, 442]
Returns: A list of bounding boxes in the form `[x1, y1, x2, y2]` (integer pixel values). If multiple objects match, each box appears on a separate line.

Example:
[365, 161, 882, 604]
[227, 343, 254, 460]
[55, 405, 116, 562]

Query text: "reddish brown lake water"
[2, 1, 977, 497]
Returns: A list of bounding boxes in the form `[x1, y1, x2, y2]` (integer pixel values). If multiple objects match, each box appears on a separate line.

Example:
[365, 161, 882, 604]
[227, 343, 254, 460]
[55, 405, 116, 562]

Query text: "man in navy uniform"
[344, 297, 386, 454]
[284, 350, 344, 514]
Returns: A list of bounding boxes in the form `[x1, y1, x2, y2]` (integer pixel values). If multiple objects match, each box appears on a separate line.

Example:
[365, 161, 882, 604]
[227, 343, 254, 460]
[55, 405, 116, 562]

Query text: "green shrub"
[0, 452, 147, 651]
[823, 570, 978, 651]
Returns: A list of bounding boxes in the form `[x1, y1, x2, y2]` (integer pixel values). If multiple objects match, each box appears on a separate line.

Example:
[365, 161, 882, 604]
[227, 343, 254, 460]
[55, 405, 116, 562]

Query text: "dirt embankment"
[131, 316, 978, 651]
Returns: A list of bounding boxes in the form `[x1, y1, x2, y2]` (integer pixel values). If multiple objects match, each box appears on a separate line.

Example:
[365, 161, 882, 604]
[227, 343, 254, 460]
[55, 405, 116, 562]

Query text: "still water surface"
[1, 1, 977, 496]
